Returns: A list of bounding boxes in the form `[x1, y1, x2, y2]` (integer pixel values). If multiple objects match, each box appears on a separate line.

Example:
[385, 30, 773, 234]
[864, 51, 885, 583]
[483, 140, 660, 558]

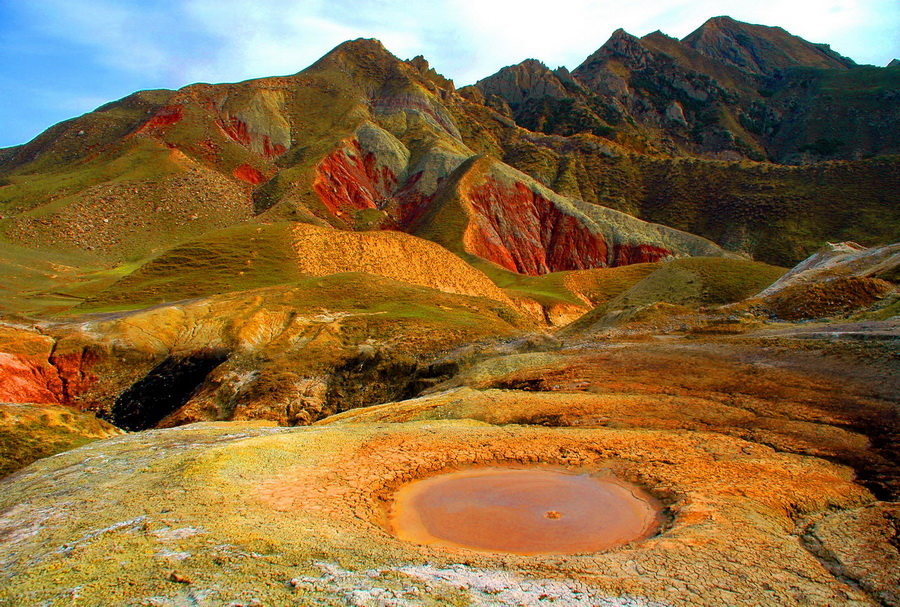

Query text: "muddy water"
[389, 467, 662, 555]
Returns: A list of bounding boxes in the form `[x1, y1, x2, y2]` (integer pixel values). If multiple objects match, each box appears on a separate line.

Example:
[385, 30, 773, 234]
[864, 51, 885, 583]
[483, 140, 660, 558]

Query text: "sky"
[1, 0, 897, 148]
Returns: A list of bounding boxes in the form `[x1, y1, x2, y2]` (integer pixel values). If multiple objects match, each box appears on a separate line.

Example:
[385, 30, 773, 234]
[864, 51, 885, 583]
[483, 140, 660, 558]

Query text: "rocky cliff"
[0, 22, 896, 295]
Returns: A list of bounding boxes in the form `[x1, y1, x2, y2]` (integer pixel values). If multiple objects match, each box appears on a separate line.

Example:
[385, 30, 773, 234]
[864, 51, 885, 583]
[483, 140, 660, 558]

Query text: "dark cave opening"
[108, 351, 228, 431]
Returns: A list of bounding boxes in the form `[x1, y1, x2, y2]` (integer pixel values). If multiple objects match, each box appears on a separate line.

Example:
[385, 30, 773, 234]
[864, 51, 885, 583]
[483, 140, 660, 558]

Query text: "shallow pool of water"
[388, 467, 661, 555]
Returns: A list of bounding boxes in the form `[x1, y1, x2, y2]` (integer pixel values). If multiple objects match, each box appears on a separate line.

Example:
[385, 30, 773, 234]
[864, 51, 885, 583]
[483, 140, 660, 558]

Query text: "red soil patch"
[216, 118, 286, 158]
[137, 105, 183, 133]
[218, 117, 252, 146]
[613, 243, 671, 266]
[393, 171, 440, 227]
[233, 164, 266, 185]
[0, 350, 96, 405]
[0, 353, 59, 403]
[262, 135, 286, 158]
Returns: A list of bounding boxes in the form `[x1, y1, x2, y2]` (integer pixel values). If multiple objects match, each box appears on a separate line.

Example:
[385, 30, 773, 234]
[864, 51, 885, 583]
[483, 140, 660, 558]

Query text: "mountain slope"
[683, 16, 856, 76]
[77, 222, 514, 312]
[0, 19, 896, 313]
[475, 18, 897, 164]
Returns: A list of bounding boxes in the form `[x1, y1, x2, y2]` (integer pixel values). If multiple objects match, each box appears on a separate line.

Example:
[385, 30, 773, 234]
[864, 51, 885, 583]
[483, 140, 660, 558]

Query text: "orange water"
[389, 467, 661, 555]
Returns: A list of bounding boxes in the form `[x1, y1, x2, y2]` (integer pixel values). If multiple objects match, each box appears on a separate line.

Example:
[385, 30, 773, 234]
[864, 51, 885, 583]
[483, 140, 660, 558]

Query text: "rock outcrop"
[0, 325, 97, 406]
[474, 59, 575, 108]
[683, 16, 856, 76]
[758, 242, 900, 298]
[453, 159, 728, 276]
[752, 242, 900, 320]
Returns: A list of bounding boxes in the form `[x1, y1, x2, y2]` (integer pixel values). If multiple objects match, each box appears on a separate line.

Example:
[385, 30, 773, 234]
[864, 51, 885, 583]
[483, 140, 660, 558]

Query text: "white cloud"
[11, 0, 900, 89]
[443, 0, 898, 82]
[3, 0, 895, 147]
[176, 0, 433, 83]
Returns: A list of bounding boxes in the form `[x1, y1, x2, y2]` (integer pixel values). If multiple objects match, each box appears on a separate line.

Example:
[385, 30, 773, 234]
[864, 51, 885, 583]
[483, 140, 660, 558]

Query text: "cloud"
[12, 0, 899, 87]
[179, 0, 436, 83]
[0, 0, 897, 146]
[443, 0, 899, 82]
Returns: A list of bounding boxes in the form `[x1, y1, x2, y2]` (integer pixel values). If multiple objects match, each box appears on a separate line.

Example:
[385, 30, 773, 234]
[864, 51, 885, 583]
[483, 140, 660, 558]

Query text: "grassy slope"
[75, 220, 514, 316]
[0, 404, 122, 478]
[0, 242, 112, 315]
[614, 257, 787, 308]
[765, 66, 900, 160]
[472, 257, 659, 308]
[75, 223, 302, 313]
[563, 257, 787, 334]
[487, 129, 900, 266]
[635, 155, 900, 265]
[0, 137, 183, 217]
[86, 272, 532, 358]
[295, 273, 528, 347]
[0, 90, 175, 179]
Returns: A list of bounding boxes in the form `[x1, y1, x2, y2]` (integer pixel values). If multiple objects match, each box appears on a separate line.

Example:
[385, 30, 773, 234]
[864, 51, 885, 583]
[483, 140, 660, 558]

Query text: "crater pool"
[388, 467, 662, 555]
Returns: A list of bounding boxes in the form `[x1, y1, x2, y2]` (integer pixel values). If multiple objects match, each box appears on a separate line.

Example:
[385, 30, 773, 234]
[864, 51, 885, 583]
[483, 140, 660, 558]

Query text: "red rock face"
[262, 136, 286, 158]
[218, 117, 252, 146]
[0, 350, 96, 405]
[138, 105, 183, 133]
[312, 143, 671, 274]
[393, 171, 441, 227]
[466, 178, 671, 275]
[233, 164, 266, 185]
[612, 243, 671, 266]
[0, 353, 60, 404]
[216, 118, 286, 159]
[313, 140, 399, 217]
[49, 350, 98, 403]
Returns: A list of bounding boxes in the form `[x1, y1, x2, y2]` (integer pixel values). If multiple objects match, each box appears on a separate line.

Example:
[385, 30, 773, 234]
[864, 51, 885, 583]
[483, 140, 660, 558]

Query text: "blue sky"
[1, 0, 897, 148]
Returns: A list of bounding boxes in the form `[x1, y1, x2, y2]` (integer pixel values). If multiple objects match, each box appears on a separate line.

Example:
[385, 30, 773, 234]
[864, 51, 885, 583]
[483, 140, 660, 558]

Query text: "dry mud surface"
[0, 340, 897, 606]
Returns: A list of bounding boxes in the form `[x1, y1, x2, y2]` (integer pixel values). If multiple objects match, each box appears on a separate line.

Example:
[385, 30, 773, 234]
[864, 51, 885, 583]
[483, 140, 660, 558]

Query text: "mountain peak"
[520, 58, 550, 70]
[683, 16, 855, 75]
[575, 27, 650, 72]
[607, 28, 641, 45]
[406, 55, 455, 90]
[331, 38, 389, 55]
[703, 15, 740, 28]
[313, 37, 397, 69]
[475, 59, 570, 107]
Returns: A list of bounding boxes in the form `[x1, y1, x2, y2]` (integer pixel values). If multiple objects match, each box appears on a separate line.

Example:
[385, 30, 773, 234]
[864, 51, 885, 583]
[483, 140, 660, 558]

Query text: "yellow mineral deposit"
[388, 467, 662, 555]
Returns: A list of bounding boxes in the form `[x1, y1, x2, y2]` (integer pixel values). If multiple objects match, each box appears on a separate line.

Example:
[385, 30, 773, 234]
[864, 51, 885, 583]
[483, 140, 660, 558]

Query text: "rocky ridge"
[0, 19, 897, 288]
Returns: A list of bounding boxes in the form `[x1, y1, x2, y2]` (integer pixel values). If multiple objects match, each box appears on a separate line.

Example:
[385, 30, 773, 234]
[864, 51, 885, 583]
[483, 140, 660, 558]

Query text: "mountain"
[0, 39, 727, 274]
[1, 18, 899, 604]
[0, 18, 896, 427]
[478, 18, 897, 164]
[0, 21, 897, 294]
[682, 16, 856, 75]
